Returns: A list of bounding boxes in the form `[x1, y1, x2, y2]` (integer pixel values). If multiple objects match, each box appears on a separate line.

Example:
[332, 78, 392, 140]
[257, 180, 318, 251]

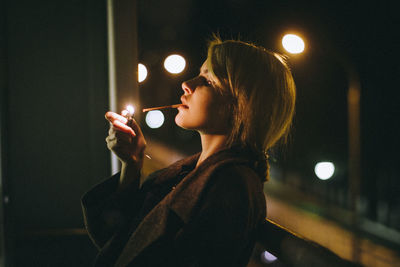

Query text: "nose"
[181, 81, 193, 94]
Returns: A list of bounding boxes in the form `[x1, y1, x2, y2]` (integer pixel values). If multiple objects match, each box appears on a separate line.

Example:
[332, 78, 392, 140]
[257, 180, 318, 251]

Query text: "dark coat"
[82, 147, 266, 266]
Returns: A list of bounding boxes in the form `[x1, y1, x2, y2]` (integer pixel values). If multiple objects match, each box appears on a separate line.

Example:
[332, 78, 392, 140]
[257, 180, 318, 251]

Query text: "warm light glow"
[145, 110, 164, 128]
[315, 162, 335, 180]
[282, 34, 305, 54]
[138, 63, 148, 83]
[164, 54, 186, 74]
[126, 105, 135, 116]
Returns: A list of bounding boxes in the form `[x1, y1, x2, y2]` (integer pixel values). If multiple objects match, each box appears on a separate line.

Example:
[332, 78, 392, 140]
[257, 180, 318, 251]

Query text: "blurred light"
[126, 105, 135, 115]
[164, 54, 186, 74]
[138, 63, 148, 83]
[315, 162, 335, 180]
[282, 34, 305, 54]
[260, 251, 278, 263]
[145, 110, 164, 128]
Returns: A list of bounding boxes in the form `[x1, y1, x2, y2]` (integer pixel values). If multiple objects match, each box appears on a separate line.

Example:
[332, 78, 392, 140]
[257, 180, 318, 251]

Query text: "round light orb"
[282, 34, 305, 54]
[145, 110, 165, 129]
[314, 162, 335, 180]
[260, 251, 278, 264]
[164, 54, 186, 74]
[138, 63, 148, 83]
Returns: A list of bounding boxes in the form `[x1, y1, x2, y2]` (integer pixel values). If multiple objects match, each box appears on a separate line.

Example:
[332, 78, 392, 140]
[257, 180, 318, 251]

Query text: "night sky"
[137, 0, 399, 227]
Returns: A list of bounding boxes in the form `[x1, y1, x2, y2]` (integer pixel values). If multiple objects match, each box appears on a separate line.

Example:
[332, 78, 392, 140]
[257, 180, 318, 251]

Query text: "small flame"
[126, 105, 135, 116]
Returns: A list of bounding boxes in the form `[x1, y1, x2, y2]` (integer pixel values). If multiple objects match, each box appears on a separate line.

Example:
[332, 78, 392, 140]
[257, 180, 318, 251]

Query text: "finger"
[105, 111, 128, 124]
[108, 125, 125, 137]
[121, 110, 129, 116]
[114, 130, 133, 143]
[109, 123, 134, 139]
[113, 120, 136, 136]
[126, 117, 144, 138]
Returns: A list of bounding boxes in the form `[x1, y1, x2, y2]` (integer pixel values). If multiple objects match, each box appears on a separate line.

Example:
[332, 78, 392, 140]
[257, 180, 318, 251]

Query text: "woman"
[82, 37, 296, 266]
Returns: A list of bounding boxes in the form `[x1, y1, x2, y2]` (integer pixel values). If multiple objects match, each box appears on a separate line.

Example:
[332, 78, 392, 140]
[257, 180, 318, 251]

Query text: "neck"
[197, 133, 228, 168]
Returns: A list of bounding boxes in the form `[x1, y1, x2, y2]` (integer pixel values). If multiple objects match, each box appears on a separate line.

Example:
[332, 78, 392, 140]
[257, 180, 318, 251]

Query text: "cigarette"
[142, 104, 183, 112]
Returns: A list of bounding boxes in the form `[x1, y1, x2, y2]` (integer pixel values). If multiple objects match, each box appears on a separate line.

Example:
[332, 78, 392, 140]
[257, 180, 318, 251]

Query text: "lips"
[178, 104, 189, 110]
[180, 96, 189, 109]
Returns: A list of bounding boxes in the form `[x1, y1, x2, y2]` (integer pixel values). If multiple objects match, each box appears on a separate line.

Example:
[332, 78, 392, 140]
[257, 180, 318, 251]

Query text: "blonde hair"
[207, 37, 296, 180]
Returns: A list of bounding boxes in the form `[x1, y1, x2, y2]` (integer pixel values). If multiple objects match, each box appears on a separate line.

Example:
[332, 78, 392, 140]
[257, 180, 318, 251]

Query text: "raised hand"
[105, 111, 147, 189]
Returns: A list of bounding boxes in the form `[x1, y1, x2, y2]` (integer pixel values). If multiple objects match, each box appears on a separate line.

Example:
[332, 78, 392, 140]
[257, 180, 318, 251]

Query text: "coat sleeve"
[81, 173, 147, 250]
[173, 165, 266, 267]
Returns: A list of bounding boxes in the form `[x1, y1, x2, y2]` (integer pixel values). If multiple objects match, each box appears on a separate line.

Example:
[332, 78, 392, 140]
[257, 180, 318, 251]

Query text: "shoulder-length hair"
[207, 37, 296, 178]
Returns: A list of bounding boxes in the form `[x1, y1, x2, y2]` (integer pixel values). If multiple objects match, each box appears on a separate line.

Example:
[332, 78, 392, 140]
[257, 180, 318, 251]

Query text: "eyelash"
[200, 76, 213, 87]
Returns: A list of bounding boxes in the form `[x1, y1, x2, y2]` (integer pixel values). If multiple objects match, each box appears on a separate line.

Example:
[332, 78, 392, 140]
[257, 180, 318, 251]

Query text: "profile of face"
[175, 60, 231, 135]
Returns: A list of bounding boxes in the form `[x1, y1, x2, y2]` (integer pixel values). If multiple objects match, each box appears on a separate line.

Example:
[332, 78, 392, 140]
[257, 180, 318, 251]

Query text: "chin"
[175, 114, 186, 129]
[175, 114, 197, 130]
[174, 115, 182, 127]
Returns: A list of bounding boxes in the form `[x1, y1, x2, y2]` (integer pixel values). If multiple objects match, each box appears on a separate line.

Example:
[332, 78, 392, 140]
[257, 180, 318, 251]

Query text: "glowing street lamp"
[280, 31, 361, 259]
[282, 34, 305, 54]
[138, 63, 148, 83]
[164, 54, 186, 74]
[314, 162, 335, 180]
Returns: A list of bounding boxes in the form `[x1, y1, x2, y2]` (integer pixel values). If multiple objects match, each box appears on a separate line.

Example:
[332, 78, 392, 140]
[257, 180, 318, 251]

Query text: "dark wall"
[2, 0, 110, 255]
[1, 0, 8, 264]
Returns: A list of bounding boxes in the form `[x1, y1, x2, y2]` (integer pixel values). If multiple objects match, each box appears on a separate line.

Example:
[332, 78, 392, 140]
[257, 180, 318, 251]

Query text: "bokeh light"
[164, 54, 186, 74]
[138, 63, 148, 83]
[260, 251, 278, 263]
[282, 34, 305, 54]
[145, 110, 165, 129]
[314, 162, 335, 180]
[126, 105, 135, 115]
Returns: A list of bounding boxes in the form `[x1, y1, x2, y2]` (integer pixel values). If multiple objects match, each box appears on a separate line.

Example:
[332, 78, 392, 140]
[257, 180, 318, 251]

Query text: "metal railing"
[257, 219, 361, 267]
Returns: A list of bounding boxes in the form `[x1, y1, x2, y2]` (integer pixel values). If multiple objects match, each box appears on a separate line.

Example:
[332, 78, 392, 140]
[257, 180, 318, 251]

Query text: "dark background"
[137, 0, 399, 229]
[1, 0, 399, 266]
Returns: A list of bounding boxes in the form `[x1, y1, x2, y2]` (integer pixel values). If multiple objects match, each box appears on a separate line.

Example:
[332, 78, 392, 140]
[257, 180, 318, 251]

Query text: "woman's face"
[175, 60, 230, 134]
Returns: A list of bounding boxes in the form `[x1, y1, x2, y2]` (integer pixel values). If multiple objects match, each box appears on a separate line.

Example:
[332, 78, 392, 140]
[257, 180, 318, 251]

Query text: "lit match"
[142, 104, 183, 112]
[123, 105, 135, 127]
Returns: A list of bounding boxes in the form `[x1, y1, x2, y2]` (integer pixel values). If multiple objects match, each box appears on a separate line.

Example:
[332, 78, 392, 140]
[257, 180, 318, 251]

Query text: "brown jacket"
[82, 147, 266, 266]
